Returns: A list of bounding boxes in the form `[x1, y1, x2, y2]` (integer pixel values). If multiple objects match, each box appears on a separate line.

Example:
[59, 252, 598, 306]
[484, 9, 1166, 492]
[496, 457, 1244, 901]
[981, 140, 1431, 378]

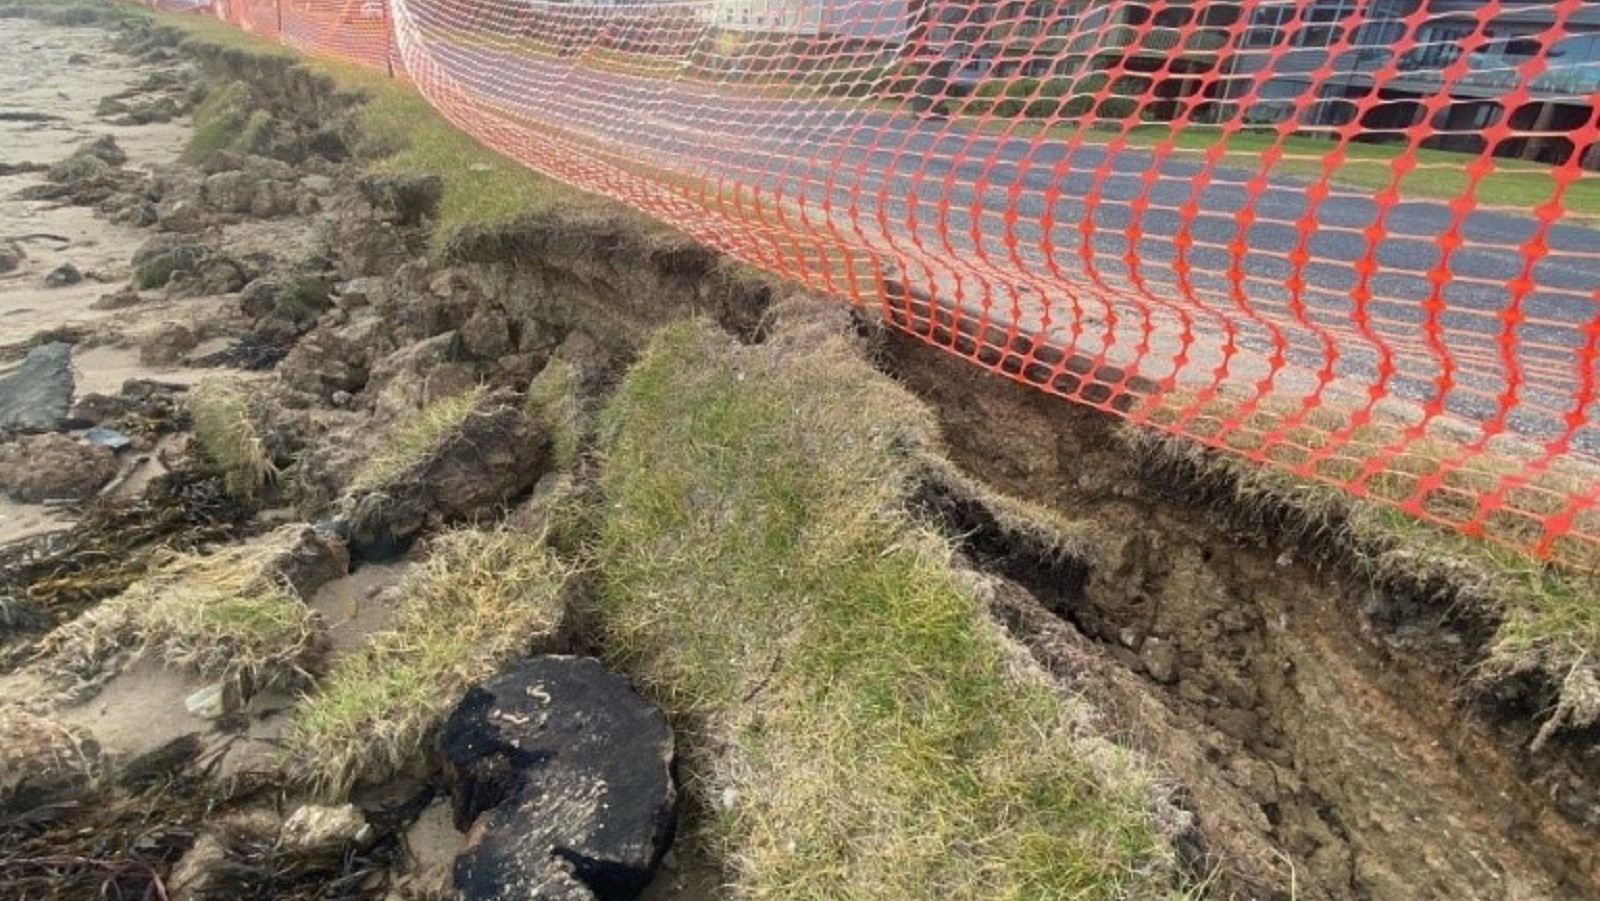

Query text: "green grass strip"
[598, 320, 1184, 900]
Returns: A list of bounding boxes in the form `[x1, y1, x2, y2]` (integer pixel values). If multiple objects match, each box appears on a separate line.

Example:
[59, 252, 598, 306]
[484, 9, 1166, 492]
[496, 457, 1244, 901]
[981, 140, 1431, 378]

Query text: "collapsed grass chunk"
[282, 529, 571, 800]
[348, 386, 484, 494]
[37, 526, 340, 698]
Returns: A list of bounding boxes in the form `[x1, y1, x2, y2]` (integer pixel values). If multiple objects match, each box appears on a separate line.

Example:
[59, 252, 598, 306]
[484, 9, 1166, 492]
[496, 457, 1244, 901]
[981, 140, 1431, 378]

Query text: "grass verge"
[962, 116, 1600, 222]
[282, 528, 570, 799]
[596, 314, 1185, 899]
[150, 9, 584, 243]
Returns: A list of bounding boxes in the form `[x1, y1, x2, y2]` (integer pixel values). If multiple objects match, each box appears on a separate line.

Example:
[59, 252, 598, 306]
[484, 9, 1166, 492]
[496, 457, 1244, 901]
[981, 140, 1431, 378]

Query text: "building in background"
[1225, 0, 1600, 165]
[902, 0, 1598, 167]
[704, 0, 908, 39]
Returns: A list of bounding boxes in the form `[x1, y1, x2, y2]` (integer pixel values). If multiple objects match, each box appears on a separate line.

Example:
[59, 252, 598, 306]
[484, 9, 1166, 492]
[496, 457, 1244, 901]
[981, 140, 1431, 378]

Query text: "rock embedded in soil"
[0, 342, 74, 432]
[43, 262, 83, 288]
[91, 285, 145, 310]
[138, 323, 199, 366]
[132, 234, 212, 289]
[202, 170, 259, 215]
[341, 395, 549, 556]
[357, 173, 443, 229]
[276, 330, 369, 402]
[260, 523, 351, 599]
[0, 433, 119, 502]
[446, 656, 677, 901]
[459, 307, 515, 362]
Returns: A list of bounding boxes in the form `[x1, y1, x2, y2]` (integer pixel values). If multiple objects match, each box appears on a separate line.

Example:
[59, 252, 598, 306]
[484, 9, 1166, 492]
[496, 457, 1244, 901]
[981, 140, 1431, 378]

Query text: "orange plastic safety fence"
[136, 0, 1600, 567]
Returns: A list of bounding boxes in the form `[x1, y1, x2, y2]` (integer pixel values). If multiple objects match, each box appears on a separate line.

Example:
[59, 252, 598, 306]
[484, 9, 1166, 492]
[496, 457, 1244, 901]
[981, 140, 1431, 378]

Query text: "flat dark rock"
[0, 342, 74, 432]
[447, 656, 676, 901]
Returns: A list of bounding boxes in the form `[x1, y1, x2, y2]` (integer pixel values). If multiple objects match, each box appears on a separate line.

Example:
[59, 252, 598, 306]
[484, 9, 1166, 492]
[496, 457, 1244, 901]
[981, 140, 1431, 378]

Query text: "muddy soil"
[884, 331, 1598, 900]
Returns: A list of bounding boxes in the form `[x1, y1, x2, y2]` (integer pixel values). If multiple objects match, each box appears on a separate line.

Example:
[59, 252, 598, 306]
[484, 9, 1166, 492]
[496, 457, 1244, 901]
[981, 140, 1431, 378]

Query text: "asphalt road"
[408, 32, 1600, 456]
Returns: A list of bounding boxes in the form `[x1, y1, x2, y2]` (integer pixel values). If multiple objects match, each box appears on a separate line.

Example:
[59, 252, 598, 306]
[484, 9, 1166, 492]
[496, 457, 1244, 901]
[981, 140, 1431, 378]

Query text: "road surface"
[401, 25, 1600, 457]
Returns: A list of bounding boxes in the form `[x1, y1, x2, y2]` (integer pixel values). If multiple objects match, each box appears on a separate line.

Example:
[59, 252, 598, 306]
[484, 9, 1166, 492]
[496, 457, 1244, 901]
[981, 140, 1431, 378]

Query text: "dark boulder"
[0, 342, 74, 432]
[446, 656, 677, 901]
[43, 262, 83, 288]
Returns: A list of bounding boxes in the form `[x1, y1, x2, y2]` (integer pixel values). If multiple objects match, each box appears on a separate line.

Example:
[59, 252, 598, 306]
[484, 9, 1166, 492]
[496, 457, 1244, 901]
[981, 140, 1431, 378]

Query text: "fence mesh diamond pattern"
[141, 0, 1600, 567]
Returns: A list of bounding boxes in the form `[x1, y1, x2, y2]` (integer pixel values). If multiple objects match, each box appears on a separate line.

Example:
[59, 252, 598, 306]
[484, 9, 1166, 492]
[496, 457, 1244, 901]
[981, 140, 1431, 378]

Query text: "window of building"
[1243, 4, 1295, 49]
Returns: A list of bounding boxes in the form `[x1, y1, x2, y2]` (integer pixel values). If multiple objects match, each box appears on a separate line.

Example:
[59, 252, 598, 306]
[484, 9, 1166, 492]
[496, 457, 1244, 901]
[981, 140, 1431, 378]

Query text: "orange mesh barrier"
[216, 0, 283, 37]
[134, 0, 1600, 567]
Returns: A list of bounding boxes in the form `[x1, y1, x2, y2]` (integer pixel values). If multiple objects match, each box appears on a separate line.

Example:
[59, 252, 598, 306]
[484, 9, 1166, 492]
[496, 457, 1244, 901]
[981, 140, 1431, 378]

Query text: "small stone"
[428, 270, 469, 299]
[43, 263, 83, 288]
[138, 323, 199, 367]
[238, 277, 284, 318]
[281, 803, 372, 854]
[183, 681, 241, 719]
[67, 53, 91, 65]
[155, 198, 208, 234]
[1141, 637, 1179, 685]
[335, 278, 373, 308]
[0, 241, 23, 274]
[91, 286, 145, 310]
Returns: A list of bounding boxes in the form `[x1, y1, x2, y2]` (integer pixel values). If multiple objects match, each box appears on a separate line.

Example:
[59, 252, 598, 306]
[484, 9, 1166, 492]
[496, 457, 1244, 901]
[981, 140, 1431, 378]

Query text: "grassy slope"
[154, 11, 589, 242]
[597, 318, 1184, 900]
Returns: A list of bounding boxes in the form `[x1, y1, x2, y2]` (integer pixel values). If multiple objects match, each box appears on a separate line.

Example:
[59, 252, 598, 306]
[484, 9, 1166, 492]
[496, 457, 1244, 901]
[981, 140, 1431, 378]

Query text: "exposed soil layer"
[886, 331, 1598, 900]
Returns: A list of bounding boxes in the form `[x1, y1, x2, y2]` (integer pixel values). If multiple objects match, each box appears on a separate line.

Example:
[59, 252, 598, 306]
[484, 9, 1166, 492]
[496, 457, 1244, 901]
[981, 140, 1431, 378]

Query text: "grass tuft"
[597, 318, 1185, 899]
[182, 79, 252, 165]
[523, 358, 583, 474]
[190, 381, 277, 502]
[37, 531, 327, 696]
[349, 386, 485, 493]
[282, 529, 570, 799]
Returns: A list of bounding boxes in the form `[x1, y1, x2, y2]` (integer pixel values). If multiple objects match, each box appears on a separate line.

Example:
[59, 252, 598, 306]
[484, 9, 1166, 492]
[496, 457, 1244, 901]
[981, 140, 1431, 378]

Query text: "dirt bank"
[884, 338, 1597, 899]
